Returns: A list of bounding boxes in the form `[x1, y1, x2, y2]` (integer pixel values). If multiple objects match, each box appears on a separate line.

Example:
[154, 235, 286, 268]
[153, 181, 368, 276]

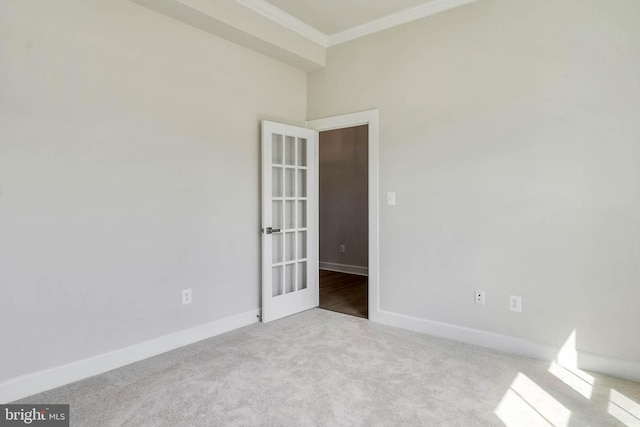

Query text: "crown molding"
[328, 0, 478, 47]
[234, 0, 329, 47]
[233, 0, 477, 49]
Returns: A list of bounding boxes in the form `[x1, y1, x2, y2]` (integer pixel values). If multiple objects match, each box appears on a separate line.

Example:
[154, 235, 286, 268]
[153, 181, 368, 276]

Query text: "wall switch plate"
[475, 290, 485, 305]
[387, 192, 396, 206]
[339, 244, 345, 253]
[510, 295, 522, 312]
[182, 288, 192, 305]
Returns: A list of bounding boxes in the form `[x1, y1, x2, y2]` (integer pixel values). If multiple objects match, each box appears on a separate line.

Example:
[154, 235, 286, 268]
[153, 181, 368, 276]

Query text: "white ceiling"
[236, 0, 477, 47]
[265, 0, 432, 35]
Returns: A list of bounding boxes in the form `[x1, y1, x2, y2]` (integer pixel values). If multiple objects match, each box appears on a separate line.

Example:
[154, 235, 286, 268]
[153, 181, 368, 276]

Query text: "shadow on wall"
[494, 330, 640, 426]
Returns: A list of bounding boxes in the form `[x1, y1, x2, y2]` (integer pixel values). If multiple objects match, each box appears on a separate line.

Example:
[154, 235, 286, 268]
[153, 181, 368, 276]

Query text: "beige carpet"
[16, 309, 640, 426]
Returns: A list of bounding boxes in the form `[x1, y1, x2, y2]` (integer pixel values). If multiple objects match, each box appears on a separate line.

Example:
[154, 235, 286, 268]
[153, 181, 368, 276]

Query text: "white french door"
[261, 121, 318, 323]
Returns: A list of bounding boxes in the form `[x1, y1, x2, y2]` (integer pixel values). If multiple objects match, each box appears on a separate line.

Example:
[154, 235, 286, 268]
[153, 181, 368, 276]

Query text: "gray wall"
[0, 0, 306, 382]
[319, 126, 368, 270]
[3, 0, 640, 386]
[308, 0, 640, 363]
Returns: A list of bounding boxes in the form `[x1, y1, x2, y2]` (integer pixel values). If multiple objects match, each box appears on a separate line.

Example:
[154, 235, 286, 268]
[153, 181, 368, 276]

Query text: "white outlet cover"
[182, 288, 192, 305]
[509, 295, 522, 312]
[387, 192, 396, 206]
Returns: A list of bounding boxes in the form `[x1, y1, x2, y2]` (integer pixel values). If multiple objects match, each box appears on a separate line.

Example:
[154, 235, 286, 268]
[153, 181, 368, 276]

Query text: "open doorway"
[307, 109, 379, 323]
[318, 125, 368, 319]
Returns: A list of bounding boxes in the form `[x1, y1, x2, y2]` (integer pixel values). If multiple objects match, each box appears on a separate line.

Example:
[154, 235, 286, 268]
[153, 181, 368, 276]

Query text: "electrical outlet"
[510, 295, 522, 312]
[339, 244, 345, 253]
[475, 290, 485, 305]
[182, 288, 192, 305]
[387, 192, 396, 206]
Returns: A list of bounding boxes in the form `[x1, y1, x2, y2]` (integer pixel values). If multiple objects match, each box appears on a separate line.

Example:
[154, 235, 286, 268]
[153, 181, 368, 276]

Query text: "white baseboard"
[3, 307, 637, 404]
[0, 309, 260, 403]
[319, 262, 368, 276]
[576, 351, 640, 383]
[373, 309, 640, 383]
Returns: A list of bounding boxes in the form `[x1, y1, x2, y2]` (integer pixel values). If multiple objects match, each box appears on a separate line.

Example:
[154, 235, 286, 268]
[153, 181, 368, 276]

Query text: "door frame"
[307, 109, 380, 322]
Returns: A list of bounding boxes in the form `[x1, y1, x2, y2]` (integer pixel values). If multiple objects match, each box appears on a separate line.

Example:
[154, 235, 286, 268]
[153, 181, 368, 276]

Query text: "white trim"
[307, 109, 380, 323]
[0, 309, 260, 403]
[375, 309, 640, 383]
[328, 0, 478, 46]
[319, 262, 368, 276]
[234, 0, 328, 47]
[234, 0, 478, 49]
[577, 352, 640, 383]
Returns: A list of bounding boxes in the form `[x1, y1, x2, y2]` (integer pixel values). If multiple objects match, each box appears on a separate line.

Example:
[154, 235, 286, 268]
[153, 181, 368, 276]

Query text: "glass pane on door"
[285, 136, 296, 166]
[297, 262, 307, 290]
[272, 134, 283, 164]
[285, 168, 295, 197]
[285, 264, 295, 294]
[272, 233, 283, 264]
[285, 232, 296, 262]
[272, 168, 283, 197]
[297, 231, 307, 259]
[285, 201, 295, 230]
[297, 138, 307, 166]
[297, 201, 306, 228]
[272, 266, 283, 297]
[272, 201, 283, 230]
[297, 170, 306, 197]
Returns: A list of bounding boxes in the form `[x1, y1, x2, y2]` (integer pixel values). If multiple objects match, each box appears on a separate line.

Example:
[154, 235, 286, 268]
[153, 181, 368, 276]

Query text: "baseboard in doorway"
[319, 262, 368, 276]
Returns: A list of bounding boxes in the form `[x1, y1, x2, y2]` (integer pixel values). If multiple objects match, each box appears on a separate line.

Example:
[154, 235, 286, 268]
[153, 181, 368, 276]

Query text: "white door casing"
[307, 110, 379, 322]
[261, 121, 318, 323]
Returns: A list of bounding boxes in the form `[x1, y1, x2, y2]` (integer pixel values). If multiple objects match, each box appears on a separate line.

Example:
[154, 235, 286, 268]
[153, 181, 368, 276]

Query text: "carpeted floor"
[15, 309, 640, 426]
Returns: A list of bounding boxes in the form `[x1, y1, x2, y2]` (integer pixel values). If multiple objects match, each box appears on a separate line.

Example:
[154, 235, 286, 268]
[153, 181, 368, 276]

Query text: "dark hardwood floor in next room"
[319, 269, 368, 319]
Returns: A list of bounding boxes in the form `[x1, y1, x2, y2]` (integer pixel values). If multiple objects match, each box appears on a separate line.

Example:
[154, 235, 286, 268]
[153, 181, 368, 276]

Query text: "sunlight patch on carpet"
[608, 389, 640, 426]
[495, 373, 571, 427]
